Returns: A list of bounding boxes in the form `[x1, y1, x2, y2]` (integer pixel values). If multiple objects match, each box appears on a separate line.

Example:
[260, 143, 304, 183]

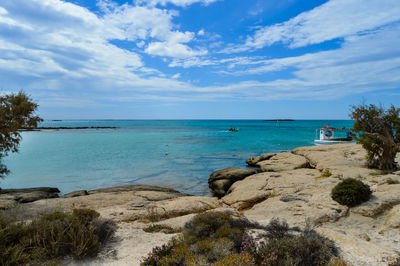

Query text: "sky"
[0, 0, 399, 119]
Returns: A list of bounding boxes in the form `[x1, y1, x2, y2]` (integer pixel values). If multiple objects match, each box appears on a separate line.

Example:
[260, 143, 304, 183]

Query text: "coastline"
[1, 143, 400, 265]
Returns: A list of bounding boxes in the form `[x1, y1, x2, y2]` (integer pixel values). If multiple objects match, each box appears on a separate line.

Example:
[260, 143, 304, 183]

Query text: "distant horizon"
[41, 118, 355, 121]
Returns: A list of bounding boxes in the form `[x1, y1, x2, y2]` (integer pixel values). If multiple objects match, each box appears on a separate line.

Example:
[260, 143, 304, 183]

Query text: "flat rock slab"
[127, 196, 221, 221]
[257, 152, 308, 172]
[317, 228, 400, 266]
[351, 184, 400, 217]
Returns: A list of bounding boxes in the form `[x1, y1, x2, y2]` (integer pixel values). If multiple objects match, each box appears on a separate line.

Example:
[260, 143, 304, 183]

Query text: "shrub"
[350, 104, 400, 171]
[331, 178, 372, 207]
[253, 220, 337, 266]
[142, 213, 339, 266]
[0, 208, 116, 265]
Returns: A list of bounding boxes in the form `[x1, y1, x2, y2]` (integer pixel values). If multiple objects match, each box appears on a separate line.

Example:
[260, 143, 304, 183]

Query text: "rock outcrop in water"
[208, 167, 256, 198]
[0, 187, 60, 208]
[2, 143, 400, 265]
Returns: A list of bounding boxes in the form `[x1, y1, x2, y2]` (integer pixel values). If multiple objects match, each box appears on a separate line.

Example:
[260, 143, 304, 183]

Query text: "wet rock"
[208, 167, 256, 198]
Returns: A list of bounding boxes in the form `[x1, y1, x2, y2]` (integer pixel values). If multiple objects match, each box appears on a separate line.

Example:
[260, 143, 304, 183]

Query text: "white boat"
[314, 126, 353, 145]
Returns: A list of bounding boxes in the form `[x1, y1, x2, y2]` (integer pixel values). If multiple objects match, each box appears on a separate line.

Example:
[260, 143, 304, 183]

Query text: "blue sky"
[0, 0, 399, 119]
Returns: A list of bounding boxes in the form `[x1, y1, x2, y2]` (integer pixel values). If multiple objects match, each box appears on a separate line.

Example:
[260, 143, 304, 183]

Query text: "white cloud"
[100, 1, 207, 58]
[197, 29, 205, 36]
[228, 0, 400, 52]
[171, 73, 181, 79]
[146, 41, 207, 58]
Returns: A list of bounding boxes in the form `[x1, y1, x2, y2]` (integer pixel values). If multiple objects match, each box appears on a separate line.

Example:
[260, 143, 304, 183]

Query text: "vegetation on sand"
[0, 208, 116, 265]
[141, 212, 339, 266]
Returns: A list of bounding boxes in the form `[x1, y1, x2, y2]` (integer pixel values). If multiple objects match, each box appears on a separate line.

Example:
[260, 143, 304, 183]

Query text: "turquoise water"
[1, 120, 354, 195]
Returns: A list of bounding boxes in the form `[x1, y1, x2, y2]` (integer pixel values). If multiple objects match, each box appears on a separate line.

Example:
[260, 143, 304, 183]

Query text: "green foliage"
[0, 92, 42, 178]
[0, 208, 116, 265]
[143, 224, 182, 234]
[351, 104, 400, 170]
[142, 213, 339, 266]
[331, 178, 372, 207]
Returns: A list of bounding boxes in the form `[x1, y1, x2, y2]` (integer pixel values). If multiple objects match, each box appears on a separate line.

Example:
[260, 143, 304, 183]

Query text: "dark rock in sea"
[88, 184, 181, 194]
[208, 167, 256, 198]
[62, 190, 89, 198]
[264, 119, 295, 121]
[0, 187, 60, 204]
[246, 153, 276, 166]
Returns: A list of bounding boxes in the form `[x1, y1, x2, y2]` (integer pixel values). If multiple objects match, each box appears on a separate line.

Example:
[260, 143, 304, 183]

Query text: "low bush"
[331, 178, 372, 207]
[0, 208, 116, 265]
[141, 213, 340, 266]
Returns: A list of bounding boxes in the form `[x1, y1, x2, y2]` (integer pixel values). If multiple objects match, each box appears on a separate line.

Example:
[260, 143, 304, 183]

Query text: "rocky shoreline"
[1, 143, 400, 265]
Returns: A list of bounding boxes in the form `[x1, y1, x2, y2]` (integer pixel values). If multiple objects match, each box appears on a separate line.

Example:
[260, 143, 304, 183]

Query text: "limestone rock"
[246, 153, 275, 166]
[257, 152, 308, 172]
[128, 196, 220, 221]
[222, 173, 270, 209]
[62, 190, 88, 198]
[317, 228, 400, 266]
[384, 205, 400, 230]
[208, 167, 256, 197]
[351, 184, 400, 217]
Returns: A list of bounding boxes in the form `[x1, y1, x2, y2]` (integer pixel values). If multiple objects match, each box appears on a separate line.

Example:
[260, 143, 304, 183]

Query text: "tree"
[0, 92, 42, 178]
[350, 104, 400, 171]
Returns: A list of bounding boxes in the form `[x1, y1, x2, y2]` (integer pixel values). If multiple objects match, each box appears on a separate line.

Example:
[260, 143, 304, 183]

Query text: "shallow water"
[1, 120, 353, 195]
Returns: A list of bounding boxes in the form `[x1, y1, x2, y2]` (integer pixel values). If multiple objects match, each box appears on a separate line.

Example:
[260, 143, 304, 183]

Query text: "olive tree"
[351, 104, 400, 171]
[0, 92, 42, 177]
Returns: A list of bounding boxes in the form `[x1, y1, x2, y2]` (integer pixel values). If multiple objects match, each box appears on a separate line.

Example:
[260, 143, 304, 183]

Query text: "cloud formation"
[0, 0, 399, 117]
[225, 0, 400, 52]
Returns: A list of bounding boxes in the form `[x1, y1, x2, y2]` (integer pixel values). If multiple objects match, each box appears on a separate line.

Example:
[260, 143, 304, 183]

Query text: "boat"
[314, 126, 353, 145]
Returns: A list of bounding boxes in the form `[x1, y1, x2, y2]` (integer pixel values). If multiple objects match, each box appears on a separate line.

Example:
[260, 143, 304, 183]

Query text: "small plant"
[317, 169, 332, 179]
[143, 224, 182, 234]
[331, 178, 372, 207]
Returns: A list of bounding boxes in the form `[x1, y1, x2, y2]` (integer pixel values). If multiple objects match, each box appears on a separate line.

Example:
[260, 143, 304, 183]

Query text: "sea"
[1, 120, 354, 196]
